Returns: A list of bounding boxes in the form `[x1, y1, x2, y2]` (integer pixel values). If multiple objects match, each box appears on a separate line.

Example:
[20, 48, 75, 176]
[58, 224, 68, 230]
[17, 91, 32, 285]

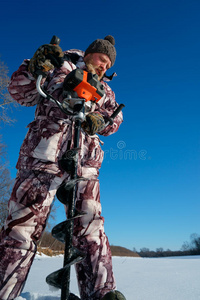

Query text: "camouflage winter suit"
[0, 50, 123, 300]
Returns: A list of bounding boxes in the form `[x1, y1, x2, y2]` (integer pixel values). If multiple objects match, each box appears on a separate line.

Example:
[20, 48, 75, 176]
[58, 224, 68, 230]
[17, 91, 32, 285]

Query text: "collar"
[76, 56, 86, 70]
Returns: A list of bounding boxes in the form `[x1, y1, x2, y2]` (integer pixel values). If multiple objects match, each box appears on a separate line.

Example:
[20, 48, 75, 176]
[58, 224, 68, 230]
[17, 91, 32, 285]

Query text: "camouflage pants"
[0, 169, 116, 300]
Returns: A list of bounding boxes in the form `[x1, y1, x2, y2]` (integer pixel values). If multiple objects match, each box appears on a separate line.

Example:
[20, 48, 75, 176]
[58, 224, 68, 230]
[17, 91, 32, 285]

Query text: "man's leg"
[0, 170, 64, 300]
[73, 168, 116, 300]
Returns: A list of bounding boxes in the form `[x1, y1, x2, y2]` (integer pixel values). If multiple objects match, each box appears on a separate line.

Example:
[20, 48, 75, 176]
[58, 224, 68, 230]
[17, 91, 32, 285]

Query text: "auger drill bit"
[46, 103, 87, 300]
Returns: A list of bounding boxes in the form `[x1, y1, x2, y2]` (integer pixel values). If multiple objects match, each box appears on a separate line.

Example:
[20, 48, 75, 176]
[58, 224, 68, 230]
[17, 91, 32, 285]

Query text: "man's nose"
[100, 64, 107, 72]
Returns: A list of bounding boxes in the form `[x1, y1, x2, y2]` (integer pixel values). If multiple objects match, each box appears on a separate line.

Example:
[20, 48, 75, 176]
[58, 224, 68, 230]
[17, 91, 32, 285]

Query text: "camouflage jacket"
[8, 50, 123, 176]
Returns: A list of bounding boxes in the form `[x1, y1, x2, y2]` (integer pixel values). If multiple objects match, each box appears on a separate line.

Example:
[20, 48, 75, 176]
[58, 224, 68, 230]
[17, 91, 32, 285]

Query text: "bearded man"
[0, 35, 125, 300]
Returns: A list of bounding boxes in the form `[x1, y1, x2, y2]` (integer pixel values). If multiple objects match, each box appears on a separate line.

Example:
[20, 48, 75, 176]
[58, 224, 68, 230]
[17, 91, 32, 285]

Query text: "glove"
[81, 112, 105, 135]
[28, 44, 64, 78]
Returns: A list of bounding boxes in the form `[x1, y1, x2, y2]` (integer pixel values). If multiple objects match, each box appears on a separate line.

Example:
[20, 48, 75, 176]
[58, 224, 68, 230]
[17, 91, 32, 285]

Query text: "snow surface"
[15, 254, 200, 300]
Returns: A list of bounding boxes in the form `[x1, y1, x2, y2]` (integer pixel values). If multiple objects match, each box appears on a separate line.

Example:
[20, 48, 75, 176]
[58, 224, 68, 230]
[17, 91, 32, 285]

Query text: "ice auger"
[36, 36, 125, 300]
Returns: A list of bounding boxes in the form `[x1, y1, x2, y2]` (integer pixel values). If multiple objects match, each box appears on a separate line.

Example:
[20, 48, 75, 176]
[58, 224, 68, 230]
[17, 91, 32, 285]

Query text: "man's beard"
[85, 62, 104, 81]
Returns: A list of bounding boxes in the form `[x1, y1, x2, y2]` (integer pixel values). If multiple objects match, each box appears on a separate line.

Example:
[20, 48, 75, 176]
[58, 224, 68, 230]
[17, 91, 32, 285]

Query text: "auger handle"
[111, 103, 125, 119]
[106, 103, 125, 126]
[36, 75, 47, 98]
[50, 35, 61, 45]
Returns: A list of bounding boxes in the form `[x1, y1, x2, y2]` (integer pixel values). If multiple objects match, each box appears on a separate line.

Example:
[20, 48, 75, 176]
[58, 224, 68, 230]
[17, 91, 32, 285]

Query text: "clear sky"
[1, 0, 200, 252]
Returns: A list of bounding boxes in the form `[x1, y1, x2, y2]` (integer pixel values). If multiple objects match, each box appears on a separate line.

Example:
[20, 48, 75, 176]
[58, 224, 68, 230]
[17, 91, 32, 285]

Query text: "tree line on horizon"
[134, 233, 200, 257]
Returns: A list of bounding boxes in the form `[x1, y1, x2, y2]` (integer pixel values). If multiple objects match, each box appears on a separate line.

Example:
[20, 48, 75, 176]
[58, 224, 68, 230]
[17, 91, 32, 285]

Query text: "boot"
[101, 290, 126, 300]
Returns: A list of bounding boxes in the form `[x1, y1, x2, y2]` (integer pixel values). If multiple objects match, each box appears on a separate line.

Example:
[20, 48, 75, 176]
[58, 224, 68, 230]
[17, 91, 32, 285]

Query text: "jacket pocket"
[81, 134, 104, 169]
[20, 119, 69, 163]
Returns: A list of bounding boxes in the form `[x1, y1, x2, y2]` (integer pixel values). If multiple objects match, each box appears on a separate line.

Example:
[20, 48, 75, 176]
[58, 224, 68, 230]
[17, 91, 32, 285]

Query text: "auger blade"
[52, 210, 86, 243]
[59, 148, 79, 173]
[56, 177, 89, 204]
[46, 247, 85, 289]
[52, 220, 68, 243]
[46, 267, 63, 289]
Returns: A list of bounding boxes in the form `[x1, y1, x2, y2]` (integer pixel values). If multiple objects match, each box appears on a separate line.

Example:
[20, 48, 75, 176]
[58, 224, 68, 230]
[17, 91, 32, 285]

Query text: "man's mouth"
[96, 69, 101, 76]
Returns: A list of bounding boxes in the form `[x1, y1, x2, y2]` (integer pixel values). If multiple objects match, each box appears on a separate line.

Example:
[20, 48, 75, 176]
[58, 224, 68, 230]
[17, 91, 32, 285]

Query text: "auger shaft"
[45, 102, 86, 299]
[61, 117, 82, 300]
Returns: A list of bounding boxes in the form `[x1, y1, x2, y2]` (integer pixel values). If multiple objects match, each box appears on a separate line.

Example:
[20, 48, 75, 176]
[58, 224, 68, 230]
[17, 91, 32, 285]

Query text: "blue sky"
[1, 0, 200, 251]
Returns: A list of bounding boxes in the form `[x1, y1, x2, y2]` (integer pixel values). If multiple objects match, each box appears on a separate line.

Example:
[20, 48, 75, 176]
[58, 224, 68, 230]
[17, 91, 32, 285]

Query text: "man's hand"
[28, 44, 64, 78]
[82, 112, 105, 135]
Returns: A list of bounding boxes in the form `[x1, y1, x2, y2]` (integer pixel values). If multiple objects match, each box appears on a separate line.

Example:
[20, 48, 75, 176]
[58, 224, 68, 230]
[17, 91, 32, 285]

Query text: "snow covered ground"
[15, 254, 200, 300]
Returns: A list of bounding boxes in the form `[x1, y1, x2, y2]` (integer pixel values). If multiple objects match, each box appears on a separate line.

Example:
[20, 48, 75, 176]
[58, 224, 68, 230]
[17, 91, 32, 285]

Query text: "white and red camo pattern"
[0, 50, 123, 300]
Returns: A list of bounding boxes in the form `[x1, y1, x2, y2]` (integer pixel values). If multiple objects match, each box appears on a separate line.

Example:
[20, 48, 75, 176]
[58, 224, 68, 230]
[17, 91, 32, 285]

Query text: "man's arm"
[8, 60, 41, 107]
[94, 82, 123, 136]
[8, 43, 64, 107]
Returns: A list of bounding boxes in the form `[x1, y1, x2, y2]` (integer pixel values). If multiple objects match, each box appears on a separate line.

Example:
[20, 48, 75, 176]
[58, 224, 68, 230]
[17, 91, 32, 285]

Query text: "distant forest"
[135, 233, 200, 257]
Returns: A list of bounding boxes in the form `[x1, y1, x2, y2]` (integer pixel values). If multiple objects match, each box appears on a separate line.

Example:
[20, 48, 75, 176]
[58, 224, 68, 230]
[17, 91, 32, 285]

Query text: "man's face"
[84, 53, 111, 80]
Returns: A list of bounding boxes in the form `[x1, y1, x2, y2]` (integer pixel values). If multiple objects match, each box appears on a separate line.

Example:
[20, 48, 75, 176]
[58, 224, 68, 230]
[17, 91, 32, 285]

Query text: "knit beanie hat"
[85, 35, 116, 67]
